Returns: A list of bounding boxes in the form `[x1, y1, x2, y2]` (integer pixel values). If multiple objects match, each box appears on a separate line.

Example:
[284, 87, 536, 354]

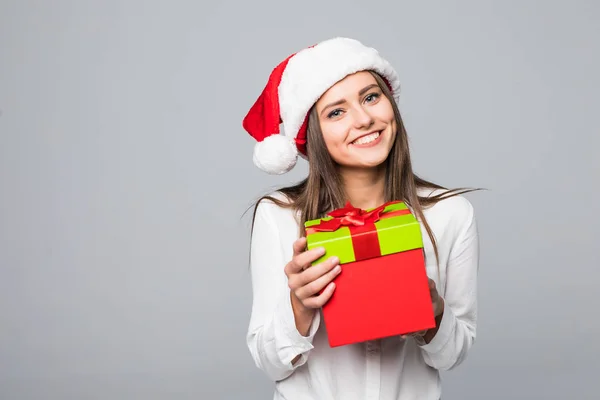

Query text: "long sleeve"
[246, 200, 321, 382]
[417, 197, 479, 371]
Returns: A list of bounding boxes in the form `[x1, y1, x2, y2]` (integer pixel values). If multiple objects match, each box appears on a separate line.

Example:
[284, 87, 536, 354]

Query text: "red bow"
[311, 201, 402, 232]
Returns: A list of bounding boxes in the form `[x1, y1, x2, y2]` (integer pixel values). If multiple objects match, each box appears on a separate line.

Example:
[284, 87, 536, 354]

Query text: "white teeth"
[353, 132, 380, 145]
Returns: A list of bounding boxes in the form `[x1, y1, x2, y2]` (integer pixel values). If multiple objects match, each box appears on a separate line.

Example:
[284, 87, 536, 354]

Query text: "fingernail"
[330, 256, 339, 264]
[334, 265, 342, 274]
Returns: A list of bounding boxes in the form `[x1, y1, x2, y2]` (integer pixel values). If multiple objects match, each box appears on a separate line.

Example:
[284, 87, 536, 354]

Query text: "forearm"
[247, 202, 321, 381]
[290, 293, 317, 364]
[422, 299, 444, 344]
[417, 304, 476, 371]
[417, 196, 479, 370]
[291, 292, 316, 336]
[247, 289, 320, 380]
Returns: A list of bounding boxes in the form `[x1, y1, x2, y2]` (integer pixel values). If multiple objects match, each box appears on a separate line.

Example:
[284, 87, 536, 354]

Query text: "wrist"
[435, 297, 445, 318]
[290, 292, 310, 315]
[290, 292, 315, 335]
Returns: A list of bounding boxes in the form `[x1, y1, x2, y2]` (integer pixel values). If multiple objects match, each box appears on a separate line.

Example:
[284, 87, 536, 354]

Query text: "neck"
[339, 165, 387, 210]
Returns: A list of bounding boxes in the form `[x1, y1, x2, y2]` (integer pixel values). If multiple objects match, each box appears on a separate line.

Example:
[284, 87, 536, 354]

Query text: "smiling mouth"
[351, 131, 381, 145]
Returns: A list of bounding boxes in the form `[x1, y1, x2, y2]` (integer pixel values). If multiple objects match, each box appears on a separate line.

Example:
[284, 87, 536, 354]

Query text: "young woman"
[242, 37, 480, 400]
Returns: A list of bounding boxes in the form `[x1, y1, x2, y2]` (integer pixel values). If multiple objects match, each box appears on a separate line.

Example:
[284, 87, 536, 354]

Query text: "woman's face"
[315, 71, 396, 170]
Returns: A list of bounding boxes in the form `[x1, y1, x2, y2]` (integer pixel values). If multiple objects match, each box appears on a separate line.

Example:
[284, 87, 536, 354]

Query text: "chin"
[362, 160, 388, 169]
[341, 156, 389, 170]
[354, 151, 392, 168]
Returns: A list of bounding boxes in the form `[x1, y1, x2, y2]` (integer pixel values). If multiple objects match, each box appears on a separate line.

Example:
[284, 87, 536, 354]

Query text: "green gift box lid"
[304, 201, 424, 265]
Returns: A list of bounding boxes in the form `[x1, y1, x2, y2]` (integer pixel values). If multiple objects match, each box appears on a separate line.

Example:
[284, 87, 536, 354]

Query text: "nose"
[352, 105, 374, 129]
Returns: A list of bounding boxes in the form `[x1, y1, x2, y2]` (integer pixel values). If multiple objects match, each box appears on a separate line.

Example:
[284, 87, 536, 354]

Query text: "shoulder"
[253, 190, 300, 228]
[254, 190, 293, 214]
[418, 187, 477, 235]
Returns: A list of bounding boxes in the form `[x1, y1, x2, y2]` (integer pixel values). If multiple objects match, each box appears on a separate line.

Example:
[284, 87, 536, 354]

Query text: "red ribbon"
[307, 201, 411, 261]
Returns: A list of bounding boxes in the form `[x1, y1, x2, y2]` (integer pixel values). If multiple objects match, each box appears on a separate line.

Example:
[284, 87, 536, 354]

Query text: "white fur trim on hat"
[252, 134, 298, 175]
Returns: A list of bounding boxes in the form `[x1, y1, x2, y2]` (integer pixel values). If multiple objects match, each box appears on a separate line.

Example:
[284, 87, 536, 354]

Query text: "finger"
[401, 330, 427, 339]
[287, 255, 338, 293]
[303, 281, 336, 308]
[292, 237, 307, 257]
[285, 238, 305, 277]
[286, 245, 325, 275]
[295, 262, 342, 299]
[297, 255, 339, 285]
[293, 246, 327, 271]
[288, 255, 338, 293]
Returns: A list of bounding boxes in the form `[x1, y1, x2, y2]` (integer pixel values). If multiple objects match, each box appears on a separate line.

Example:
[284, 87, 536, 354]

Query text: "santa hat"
[242, 37, 401, 175]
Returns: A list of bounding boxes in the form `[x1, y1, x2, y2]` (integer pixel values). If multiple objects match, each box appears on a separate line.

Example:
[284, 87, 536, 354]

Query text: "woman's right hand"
[285, 237, 342, 317]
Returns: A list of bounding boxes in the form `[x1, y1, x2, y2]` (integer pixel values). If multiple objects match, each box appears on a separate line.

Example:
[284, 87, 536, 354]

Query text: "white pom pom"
[253, 134, 298, 175]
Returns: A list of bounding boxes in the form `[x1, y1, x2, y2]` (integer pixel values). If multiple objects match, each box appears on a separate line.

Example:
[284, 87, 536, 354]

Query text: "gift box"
[304, 201, 436, 347]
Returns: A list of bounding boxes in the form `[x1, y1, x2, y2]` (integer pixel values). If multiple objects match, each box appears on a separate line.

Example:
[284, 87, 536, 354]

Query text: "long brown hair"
[248, 70, 479, 266]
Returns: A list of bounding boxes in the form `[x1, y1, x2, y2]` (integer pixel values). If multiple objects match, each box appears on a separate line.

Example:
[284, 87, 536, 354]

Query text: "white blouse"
[246, 189, 479, 400]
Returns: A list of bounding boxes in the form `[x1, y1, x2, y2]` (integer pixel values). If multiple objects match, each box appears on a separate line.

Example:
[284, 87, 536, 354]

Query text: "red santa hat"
[242, 37, 401, 175]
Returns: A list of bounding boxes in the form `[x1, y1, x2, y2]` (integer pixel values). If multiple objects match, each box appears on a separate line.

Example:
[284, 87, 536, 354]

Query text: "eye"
[364, 92, 381, 103]
[327, 109, 344, 119]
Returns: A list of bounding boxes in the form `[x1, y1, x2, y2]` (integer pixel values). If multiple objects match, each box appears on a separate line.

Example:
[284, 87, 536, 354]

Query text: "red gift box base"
[322, 249, 436, 347]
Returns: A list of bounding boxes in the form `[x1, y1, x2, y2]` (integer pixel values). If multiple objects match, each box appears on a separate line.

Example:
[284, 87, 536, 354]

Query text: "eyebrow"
[320, 84, 380, 116]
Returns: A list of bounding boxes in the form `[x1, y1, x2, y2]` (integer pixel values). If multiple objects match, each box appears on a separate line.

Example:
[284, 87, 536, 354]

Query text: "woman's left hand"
[401, 278, 444, 339]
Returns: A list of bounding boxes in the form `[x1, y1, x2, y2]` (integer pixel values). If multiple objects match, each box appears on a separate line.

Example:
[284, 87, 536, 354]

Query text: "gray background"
[1, 0, 598, 399]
